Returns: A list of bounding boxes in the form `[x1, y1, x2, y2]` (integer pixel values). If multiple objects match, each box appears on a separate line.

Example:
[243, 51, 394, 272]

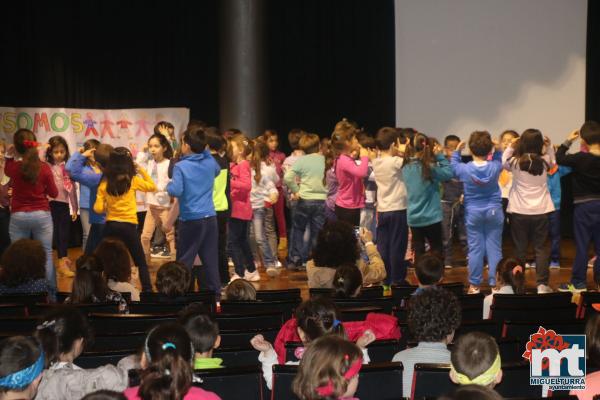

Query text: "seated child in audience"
[333, 264, 363, 298]
[179, 313, 223, 369]
[0, 336, 45, 400]
[250, 297, 375, 390]
[124, 322, 221, 400]
[0, 239, 56, 301]
[483, 257, 525, 319]
[392, 286, 461, 398]
[450, 332, 502, 389]
[34, 307, 129, 400]
[224, 279, 257, 301]
[94, 238, 140, 301]
[67, 254, 128, 313]
[439, 385, 503, 400]
[414, 252, 444, 293]
[292, 335, 363, 400]
[571, 313, 600, 399]
[81, 390, 128, 400]
[155, 261, 192, 297]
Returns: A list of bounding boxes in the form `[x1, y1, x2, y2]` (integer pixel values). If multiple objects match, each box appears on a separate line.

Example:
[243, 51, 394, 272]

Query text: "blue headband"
[0, 350, 44, 389]
[333, 319, 342, 328]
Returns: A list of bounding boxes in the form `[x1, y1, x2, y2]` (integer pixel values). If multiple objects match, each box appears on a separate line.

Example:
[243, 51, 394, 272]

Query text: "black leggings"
[411, 222, 443, 258]
[335, 205, 360, 227]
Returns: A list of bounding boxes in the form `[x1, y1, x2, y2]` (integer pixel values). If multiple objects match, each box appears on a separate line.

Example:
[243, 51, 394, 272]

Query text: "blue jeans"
[572, 201, 600, 285]
[289, 199, 326, 265]
[79, 209, 91, 252]
[252, 208, 277, 267]
[9, 211, 55, 288]
[548, 210, 561, 263]
[360, 205, 377, 242]
[465, 206, 504, 286]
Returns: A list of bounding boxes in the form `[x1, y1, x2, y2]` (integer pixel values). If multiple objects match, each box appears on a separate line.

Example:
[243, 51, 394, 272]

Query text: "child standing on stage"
[93, 147, 155, 292]
[503, 129, 555, 293]
[227, 133, 257, 282]
[332, 119, 370, 227]
[372, 127, 409, 286]
[263, 129, 287, 257]
[402, 132, 453, 257]
[546, 153, 571, 269]
[451, 131, 503, 294]
[136, 133, 175, 258]
[46, 136, 79, 277]
[358, 132, 378, 240]
[73, 139, 99, 252]
[5, 129, 58, 288]
[250, 138, 280, 278]
[167, 127, 222, 295]
[498, 130, 519, 229]
[557, 122, 600, 292]
[323, 138, 338, 223]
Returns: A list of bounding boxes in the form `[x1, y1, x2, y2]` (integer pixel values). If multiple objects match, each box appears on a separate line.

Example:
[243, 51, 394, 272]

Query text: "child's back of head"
[94, 238, 131, 283]
[415, 252, 444, 286]
[450, 332, 501, 388]
[580, 120, 600, 146]
[155, 261, 191, 298]
[376, 127, 400, 151]
[205, 128, 226, 154]
[495, 258, 525, 294]
[408, 286, 461, 343]
[510, 128, 548, 176]
[0, 335, 44, 399]
[179, 313, 220, 355]
[70, 254, 110, 304]
[0, 239, 46, 287]
[332, 264, 363, 298]
[468, 131, 494, 158]
[295, 298, 344, 343]
[182, 126, 207, 154]
[298, 133, 321, 155]
[224, 279, 256, 301]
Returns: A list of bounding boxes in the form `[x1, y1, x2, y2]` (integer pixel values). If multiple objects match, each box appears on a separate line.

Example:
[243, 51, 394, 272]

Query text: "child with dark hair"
[34, 307, 129, 400]
[333, 264, 363, 298]
[358, 132, 378, 239]
[124, 322, 221, 400]
[167, 127, 222, 296]
[451, 131, 504, 294]
[5, 129, 58, 288]
[224, 279, 257, 301]
[483, 257, 525, 319]
[292, 336, 363, 400]
[450, 332, 502, 389]
[441, 135, 467, 269]
[503, 129, 555, 293]
[66, 254, 128, 313]
[402, 132, 453, 257]
[322, 138, 339, 223]
[571, 314, 600, 399]
[392, 286, 461, 397]
[94, 238, 139, 301]
[414, 253, 444, 291]
[179, 313, 223, 369]
[373, 127, 409, 286]
[0, 239, 55, 301]
[0, 336, 44, 400]
[263, 129, 288, 258]
[155, 261, 191, 297]
[66, 143, 113, 255]
[81, 390, 127, 400]
[284, 133, 327, 271]
[556, 122, 600, 292]
[46, 135, 79, 277]
[94, 147, 155, 292]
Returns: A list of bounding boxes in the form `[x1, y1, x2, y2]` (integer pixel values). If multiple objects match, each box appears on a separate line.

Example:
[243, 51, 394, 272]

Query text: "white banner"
[0, 107, 190, 157]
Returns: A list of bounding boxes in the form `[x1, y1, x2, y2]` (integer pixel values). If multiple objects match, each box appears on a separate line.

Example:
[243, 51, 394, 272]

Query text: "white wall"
[394, 0, 587, 145]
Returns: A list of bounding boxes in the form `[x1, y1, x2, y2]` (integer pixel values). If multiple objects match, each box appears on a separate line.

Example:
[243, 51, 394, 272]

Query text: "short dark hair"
[70, 254, 111, 304]
[288, 129, 305, 150]
[333, 264, 363, 298]
[586, 314, 600, 365]
[444, 135, 461, 146]
[0, 336, 43, 393]
[408, 287, 461, 342]
[154, 121, 175, 135]
[205, 127, 226, 153]
[451, 332, 499, 381]
[182, 126, 207, 153]
[224, 279, 257, 301]
[179, 313, 219, 353]
[0, 239, 46, 287]
[312, 221, 360, 269]
[580, 120, 600, 145]
[415, 253, 444, 285]
[94, 238, 132, 283]
[376, 127, 399, 150]
[155, 262, 191, 297]
[468, 131, 493, 157]
[357, 132, 376, 149]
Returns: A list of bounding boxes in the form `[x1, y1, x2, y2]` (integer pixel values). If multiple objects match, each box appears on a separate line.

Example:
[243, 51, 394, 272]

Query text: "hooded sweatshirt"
[167, 150, 221, 221]
[451, 150, 503, 210]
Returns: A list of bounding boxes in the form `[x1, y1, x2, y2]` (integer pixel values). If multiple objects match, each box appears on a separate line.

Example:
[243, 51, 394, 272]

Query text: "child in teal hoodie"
[402, 133, 453, 257]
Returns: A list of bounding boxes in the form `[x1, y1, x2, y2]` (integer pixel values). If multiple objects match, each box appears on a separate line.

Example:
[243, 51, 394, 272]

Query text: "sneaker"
[266, 266, 280, 277]
[244, 270, 261, 282]
[152, 249, 171, 259]
[525, 262, 536, 269]
[537, 284, 553, 294]
[276, 260, 283, 268]
[557, 282, 587, 293]
[229, 273, 242, 283]
[467, 285, 480, 294]
[444, 265, 453, 270]
[549, 260, 561, 269]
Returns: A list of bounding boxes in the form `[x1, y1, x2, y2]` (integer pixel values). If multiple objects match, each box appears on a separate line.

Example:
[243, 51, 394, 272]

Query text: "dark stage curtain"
[265, 0, 396, 145]
[587, 0, 600, 121]
[0, 0, 219, 123]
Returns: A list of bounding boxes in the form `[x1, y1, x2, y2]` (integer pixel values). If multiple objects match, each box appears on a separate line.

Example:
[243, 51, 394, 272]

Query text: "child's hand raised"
[567, 129, 580, 143]
[432, 143, 443, 155]
[359, 227, 373, 244]
[356, 329, 376, 349]
[456, 141, 466, 152]
[492, 139, 501, 151]
[250, 334, 273, 353]
[359, 146, 369, 158]
[5, 145, 15, 158]
[82, 148, 96, 159]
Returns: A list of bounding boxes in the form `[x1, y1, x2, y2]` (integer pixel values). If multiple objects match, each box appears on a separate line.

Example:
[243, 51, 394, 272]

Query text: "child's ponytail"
[403, 132, 435, 181]
[139, 323, 194, 400]
[13, 129, 41, 184]
[295, 298, 345, 342]
[512, 129, 548, 176]
[496, 257, 525, 295]
[250, 138, 270, 184]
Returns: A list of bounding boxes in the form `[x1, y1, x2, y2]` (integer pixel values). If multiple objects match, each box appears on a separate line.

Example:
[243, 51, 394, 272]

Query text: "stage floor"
[56, 237, 598, 298]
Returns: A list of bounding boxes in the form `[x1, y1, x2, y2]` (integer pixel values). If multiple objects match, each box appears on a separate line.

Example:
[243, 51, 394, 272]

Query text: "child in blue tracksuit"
[167, 127, 221, 295]
[547, 162, 571, 268]
[451, 131, 503, 294]
[66, 143, 113, 255]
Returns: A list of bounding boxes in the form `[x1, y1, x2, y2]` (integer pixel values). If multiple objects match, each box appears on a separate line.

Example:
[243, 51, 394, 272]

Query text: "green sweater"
[283, 153, 327, 200]
[194, 357, 224, 370]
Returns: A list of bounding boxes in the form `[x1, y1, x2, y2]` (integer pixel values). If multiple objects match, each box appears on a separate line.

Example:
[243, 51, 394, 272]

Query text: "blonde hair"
[224, 279, 257, 301]
[299, 133, 321, 154]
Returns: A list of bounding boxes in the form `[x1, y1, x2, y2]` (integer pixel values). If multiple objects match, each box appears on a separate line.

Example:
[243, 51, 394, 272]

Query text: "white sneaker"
[227, 258, 234, 267]
[526, 262, 536, 269]
[229, 273, 242, 283]
[244, 270, 261, 282]
[266, 266, 280, 277]
[537, 284, 553, 294]
[276, 260, 283, 268]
